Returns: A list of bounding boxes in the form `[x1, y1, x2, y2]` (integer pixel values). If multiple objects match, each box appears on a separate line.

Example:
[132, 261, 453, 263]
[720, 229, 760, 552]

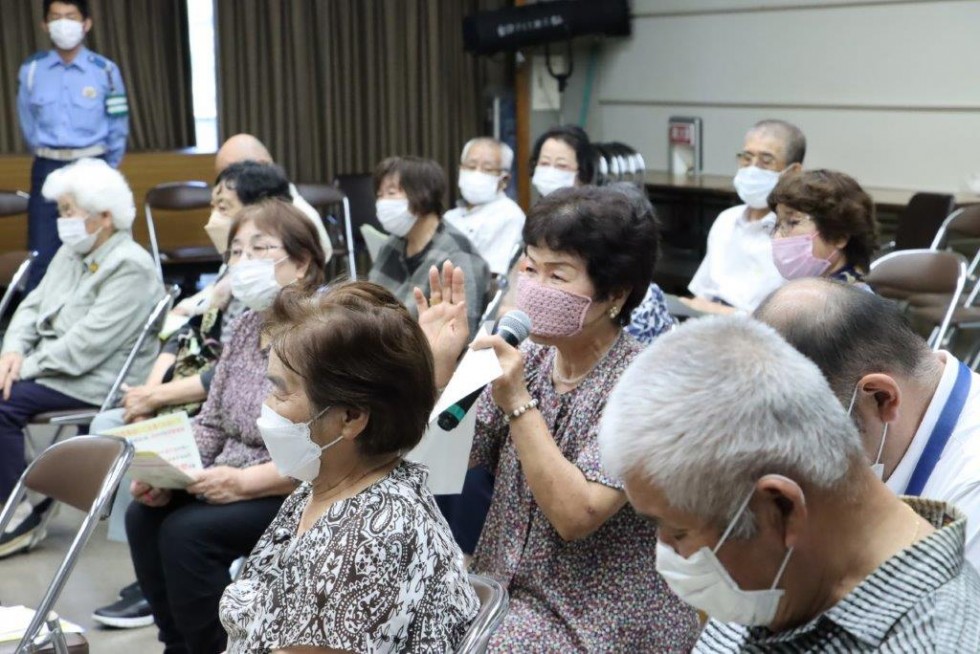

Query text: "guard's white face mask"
[655, 488, 795, 626]
[48, 18, 85, 51]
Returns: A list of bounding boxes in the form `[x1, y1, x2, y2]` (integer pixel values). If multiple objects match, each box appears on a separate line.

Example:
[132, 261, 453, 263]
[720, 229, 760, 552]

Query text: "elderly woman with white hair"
[599, 315, 980, 651]
[0, 157, 162, 557]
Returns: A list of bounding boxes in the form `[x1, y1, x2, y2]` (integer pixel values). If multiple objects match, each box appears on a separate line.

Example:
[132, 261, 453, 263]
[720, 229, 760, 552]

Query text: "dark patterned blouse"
[470, 332, 700, 652]
[219, 460, 479, 653]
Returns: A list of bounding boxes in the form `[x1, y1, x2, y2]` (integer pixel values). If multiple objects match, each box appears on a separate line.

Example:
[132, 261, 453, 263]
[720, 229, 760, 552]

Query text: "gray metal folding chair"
[293, 183, 356, 280]
[866, 249, 967, 350]
[144, 181, 215, 281]
[0, 251, 37, 322]
[0, 190, 29, 217]
[455, 574, 509, 654]
[24, 284, 180, 456]
[0, 435, 133, 654]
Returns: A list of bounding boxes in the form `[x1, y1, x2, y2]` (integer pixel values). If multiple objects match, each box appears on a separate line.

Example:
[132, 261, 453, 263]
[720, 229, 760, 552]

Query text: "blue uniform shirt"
[16, 47, 129, 167]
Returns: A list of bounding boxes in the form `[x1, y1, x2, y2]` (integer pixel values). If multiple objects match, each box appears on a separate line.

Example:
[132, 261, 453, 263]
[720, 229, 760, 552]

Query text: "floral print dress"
[471, 332, 700, 653]
[219, 461, 479, 653]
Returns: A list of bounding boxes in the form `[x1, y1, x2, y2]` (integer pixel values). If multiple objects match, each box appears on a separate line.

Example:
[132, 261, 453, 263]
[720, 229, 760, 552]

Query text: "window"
[187, 0, 218, 151]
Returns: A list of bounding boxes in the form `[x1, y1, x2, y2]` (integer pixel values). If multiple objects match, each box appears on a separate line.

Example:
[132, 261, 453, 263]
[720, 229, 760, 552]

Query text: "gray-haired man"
[599, 315, 980, 651]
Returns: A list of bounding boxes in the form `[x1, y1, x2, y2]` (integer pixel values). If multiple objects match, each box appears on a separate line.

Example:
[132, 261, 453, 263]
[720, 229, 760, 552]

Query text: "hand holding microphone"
[437, 310, 532, 430]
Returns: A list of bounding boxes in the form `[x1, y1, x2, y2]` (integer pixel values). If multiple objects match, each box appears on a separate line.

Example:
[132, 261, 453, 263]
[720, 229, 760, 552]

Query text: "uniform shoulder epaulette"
[24, 51, 49, 64]
[88, 54, 108, 69]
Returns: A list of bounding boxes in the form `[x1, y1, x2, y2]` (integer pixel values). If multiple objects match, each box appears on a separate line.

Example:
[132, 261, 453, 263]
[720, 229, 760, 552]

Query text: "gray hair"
[461, 137, 514, 173]
[42, 158, 136, 230]
[748, 119, 806, 166]
[599, 315, 864, 538]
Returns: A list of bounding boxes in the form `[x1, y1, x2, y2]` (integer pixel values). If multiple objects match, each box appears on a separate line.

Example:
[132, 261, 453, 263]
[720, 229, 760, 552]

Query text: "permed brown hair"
[373, 156, 447, 217]
[228, 199, 327, 292]
[768, 169, 879, 272]
[265, 281, 437, 456]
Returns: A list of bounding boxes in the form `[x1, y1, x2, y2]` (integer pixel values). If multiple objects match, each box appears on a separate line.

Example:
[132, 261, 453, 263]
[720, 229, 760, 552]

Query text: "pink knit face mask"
[771, 233, 837, 280]
[516, 275, 593, 338]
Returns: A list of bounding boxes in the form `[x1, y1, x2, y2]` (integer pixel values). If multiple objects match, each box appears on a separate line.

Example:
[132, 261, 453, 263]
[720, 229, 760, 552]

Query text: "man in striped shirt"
[599, 315, 980, 652]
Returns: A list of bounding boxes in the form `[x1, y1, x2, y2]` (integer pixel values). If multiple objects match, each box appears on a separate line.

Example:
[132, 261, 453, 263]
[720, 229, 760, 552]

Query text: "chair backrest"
[0, 251, 36, 321]
[294, 183, 355, 277]
[0, 435, 132, 653]
[456, 574, 509, 654]
[867, 249, 966, 296]
[0, 190, 29, 217]
[893, 192, 955, 251]
[144, 181, 213, 280]
[931, 205, 980, 249]
[359, 224, 388, 263]
[334, 173, 383, 234]
[868, 249, 967, 350]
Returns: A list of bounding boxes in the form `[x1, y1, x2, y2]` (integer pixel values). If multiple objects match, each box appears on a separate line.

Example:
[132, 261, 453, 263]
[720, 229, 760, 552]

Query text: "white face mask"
[532, 165, 577, 197]
[458, 169, 501, 206]
[256, 404, 341, 482]
[375, 198, 416, 237]
[847, 385, 888, 480]
[655, 489, 795, 626]
[733, 166, 782, 210]
[57, 216, 101, 255]
[48, 18, 85, 51]
[230, 257, 284, 311]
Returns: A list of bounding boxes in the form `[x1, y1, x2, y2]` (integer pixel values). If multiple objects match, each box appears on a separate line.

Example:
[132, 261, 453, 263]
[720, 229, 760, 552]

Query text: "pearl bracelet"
[504, 398, 539, 423]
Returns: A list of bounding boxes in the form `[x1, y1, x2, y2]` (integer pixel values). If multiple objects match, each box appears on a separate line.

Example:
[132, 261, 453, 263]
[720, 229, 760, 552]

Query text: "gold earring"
[609, 306, 619, 320]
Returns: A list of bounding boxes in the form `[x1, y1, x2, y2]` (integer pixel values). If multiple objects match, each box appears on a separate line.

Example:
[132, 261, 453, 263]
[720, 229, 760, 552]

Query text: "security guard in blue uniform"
[16, 0, 129, 291]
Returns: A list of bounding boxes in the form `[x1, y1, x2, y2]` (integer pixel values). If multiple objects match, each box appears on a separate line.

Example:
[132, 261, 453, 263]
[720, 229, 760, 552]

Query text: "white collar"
[886, 351, 959, 494]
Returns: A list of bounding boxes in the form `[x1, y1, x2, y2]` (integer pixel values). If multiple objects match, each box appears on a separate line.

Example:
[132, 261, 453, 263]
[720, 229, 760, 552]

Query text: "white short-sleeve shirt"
[886, 351, 980, 570]
[688, 204, 785, 311]
[443, 193, 525, 275]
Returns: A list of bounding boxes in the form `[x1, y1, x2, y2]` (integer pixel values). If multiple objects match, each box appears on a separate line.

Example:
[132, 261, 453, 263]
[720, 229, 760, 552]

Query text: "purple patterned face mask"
[771, 233, 838, 280]
[517, 275, 593, 338]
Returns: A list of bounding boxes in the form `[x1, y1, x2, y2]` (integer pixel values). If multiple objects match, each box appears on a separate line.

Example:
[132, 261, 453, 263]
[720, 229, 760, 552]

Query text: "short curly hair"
[768, 169, 879, 272]
[523, 185, 659, 325]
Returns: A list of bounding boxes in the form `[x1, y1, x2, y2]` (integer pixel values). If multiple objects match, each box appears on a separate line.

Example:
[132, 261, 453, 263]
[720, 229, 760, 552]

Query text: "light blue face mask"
[847, 384, 888, 480]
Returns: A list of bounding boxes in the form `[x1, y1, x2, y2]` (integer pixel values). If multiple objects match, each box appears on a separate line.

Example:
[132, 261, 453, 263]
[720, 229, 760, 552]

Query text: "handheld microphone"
[436, 310, 532, 431]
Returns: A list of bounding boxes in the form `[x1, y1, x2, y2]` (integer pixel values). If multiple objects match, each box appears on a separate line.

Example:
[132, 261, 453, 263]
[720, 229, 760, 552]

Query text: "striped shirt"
[696, 498, 980, 653]
[368, 221, 490, 334]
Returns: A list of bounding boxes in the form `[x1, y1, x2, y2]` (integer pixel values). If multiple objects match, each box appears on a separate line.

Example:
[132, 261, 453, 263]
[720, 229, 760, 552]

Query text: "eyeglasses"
[228, 243, 284, 259]
[736, 150, 780, 170]
[460, 162, 504, 175]
[771, 214, 816, 238]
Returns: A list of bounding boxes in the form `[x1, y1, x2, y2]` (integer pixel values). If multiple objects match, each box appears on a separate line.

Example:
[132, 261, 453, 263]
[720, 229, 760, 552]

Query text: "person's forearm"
[239, 461, 297, 499]
[507, 403, 625, 541]
[152, 374, 208, 408]
[145, 353, 177, 386]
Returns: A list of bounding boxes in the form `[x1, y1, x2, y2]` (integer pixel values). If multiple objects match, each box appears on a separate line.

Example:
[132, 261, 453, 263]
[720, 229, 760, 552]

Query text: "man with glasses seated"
[443, 137, 525, 276]
[683, 119, 806, 314]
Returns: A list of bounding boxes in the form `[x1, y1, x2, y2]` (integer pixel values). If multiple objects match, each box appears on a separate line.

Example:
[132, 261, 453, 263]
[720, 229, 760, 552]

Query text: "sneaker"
[92, 591, 154, 629]
[118, 581, 142, 600]
[0, 498, 54, 559]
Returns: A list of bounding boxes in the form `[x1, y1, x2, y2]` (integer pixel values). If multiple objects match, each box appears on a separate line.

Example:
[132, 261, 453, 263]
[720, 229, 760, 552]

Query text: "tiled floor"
[1, 505, 161, 653]
[2, 425, 161, 653]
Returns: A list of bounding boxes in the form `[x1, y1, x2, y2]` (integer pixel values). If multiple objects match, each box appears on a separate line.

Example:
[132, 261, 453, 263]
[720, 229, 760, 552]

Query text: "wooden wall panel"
[0, 151, 216, 255]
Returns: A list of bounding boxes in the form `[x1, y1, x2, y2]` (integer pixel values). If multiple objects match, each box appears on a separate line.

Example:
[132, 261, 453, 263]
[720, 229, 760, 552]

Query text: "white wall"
[582, 0, 980, 192]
